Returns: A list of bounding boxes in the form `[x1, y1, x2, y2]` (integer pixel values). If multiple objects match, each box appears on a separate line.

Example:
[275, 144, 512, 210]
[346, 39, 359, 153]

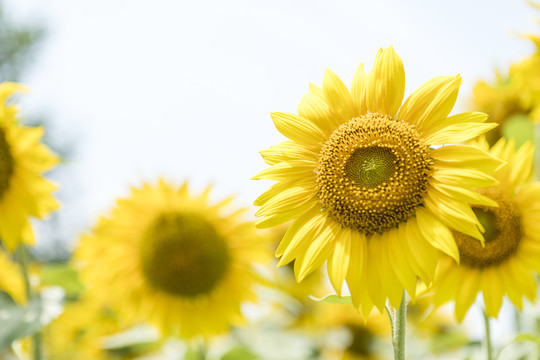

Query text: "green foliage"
[40, 263, 84, 300]
[502, 114, 535, 148]
[221, 347, 258, 360]
[0, 292, 42, 352]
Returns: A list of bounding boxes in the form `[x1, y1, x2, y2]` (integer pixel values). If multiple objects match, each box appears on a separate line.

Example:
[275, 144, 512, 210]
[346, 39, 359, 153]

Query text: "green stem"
[386, 290, 407, 360]
[483, 309, 493, 360]
[17, 245, 41, 360]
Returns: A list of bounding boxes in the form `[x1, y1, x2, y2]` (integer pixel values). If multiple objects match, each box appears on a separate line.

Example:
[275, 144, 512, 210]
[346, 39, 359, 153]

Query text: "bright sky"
[4, 0, 539, 232]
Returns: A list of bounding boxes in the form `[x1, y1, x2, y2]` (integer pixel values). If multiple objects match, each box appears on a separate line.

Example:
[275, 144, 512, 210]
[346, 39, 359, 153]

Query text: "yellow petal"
[481, 267, 503, 318]
[322, 69, 355, 125]
[295, 221, 339, 282]
[271, 112, 326, 146]
[327, 227, 352, 295]
[422, 112, 489, 138]
[346, 230, 368, 309]
[398, 75, 461, 132]
[259, 141, 318, 166]
[424, 122, 498, 145]
[367, 46, 405, 117]
[278, 213, 327, 265]
[454, 269, 480, 322]
[252, 160, 316, 181]
[432, 166, 499, 188]
[275, 205, 324, 257]
[255, 185, 316, 217]
[416, 207, 460, 262]
[350, 63, 367, 116]
[402, 219, 437, 283]
[431, 145, 505, 174]
[297, 93, 339, 134]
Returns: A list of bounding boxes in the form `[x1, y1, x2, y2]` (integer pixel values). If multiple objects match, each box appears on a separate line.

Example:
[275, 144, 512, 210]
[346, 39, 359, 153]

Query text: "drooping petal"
[327, 227, 353, 295]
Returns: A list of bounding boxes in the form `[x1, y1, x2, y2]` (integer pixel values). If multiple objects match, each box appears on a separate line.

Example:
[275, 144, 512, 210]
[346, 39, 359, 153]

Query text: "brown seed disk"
[454, 188, 522, 268]
[0, 128, 14, 198]
[139, 212, 231, 297]
[315, 113, 433, 235]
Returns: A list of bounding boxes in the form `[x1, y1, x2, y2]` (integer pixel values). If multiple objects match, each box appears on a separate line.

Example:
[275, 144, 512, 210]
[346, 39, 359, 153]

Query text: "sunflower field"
[2, 1, 540, 359]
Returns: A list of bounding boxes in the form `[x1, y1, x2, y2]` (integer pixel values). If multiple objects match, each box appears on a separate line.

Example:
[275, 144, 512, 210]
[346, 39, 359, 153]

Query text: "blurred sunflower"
[0, 248, 25, 303]
[253, 46, 501, 314]
[0, 82, 59, 250]
[433, 137, 540, 321]
[471, 8, 540, 145]
[75, 180, 269, 338]
[44, 296, 145, 360]
[318, 304, 391, 360]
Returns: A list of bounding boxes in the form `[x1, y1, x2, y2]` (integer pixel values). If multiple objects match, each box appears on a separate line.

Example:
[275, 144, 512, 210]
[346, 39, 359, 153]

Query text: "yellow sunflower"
[75, 180, 270, 338]
[253, 46, 502, 315]
[433, 137, 540, 321]
[0, 248, 25, 303]
[0, 82, 59, 250]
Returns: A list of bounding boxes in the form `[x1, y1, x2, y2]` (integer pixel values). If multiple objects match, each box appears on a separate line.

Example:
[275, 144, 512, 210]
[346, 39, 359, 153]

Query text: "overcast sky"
[5, 0, 539, 229]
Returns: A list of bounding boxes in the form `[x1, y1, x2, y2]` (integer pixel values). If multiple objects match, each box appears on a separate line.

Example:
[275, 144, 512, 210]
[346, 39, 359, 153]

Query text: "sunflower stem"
[483, 309, 493, 360]
[387, 290, 407, 360]
[17, 244, 41, 360]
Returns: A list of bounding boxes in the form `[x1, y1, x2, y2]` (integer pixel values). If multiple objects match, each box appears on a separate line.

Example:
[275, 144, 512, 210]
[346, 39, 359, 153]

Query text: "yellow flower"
[253, 47, 502, 315]
[0, 248, 25, 303]
[318, 304, 390, 360]
[433, 137, 540, 321]
[0, 82, 59, 250]
[75, 180, 269, 338]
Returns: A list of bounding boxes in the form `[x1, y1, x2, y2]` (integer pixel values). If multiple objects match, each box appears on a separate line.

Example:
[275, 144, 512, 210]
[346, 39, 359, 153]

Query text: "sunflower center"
[454, 188, 521, 267]
[139, 212, 231, 297]
[346, 323, 375, 356]
[316, 113, 433, 235]
[0, 129, 14, 198]
[344, 147, 397, 187]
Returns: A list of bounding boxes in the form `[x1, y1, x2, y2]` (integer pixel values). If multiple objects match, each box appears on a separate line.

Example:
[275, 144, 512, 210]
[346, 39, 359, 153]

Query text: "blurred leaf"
[502, 114, 535, 148]
[0, 292, 42, 352]
[310, 295, 352, 305]
[221, 347, 258, 360]
[40, 263, 84, 299]
[496, 333, 540, 359]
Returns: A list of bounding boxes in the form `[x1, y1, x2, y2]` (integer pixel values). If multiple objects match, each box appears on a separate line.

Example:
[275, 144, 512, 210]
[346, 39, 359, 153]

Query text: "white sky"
[4, 0, 540, 229]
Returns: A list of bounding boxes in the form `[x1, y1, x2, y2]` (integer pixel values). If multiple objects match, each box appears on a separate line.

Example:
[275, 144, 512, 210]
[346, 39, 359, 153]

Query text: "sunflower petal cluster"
[253, 47, 503, 315]
[433, 137, 540, 321]
[0, 82, 59, 250]
[75, 179, 270, 338]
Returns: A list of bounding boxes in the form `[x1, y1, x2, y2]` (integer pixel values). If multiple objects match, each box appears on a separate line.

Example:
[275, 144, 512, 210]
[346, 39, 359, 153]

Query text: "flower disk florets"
[140, 212, 231, 297]
[315, 113, 433, 235]
[454, 188, 522, 267]
[0, 129, 14, 198]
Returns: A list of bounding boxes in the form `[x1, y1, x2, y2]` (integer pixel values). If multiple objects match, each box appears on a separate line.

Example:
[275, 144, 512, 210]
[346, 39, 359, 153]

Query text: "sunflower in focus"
[0, 82, 59, 250]
[433, 137, 540, 321]
[75, 180, 269, 338]
[253, 46, 502, 315]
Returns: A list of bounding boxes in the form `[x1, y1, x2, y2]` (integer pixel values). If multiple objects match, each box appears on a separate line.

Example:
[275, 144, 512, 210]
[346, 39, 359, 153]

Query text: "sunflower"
[433, 137, 540, 321]
[317, 304, 391, 360]
[471, 26, 540, 145]
[75, 180, 269, 338]
[0, 82, 59, 250]
[0, 248, 25, 303]
[253, 46, 502, 315]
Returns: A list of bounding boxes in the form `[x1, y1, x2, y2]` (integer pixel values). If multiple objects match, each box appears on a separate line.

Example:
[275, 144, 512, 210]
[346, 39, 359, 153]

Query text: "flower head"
[253, 47, 502, 315]
[76, 180, 269, 338]
[0, 82, 59, 250]
[433, 137, 540, 321]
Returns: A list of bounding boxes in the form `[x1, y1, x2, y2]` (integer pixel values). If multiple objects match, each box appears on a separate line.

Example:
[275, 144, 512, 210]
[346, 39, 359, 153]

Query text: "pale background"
[3, 0, 539, 344]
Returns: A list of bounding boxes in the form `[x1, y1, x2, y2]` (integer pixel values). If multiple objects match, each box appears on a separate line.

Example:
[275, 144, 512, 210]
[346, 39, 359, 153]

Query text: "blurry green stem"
[483, 309, 493, 360]
[17, 245, 41, 360]
[387, 290, 407, 360]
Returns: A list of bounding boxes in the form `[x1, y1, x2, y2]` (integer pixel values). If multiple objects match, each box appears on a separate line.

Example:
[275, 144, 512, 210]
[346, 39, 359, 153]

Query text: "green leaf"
[41, 263, 84, 299]
[310, 295, 352, 305]
[502, 114, 535, 148]
[0, 292, 42, 352]
[496, 333, 540, 359]
[221, 347, 258, 360]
